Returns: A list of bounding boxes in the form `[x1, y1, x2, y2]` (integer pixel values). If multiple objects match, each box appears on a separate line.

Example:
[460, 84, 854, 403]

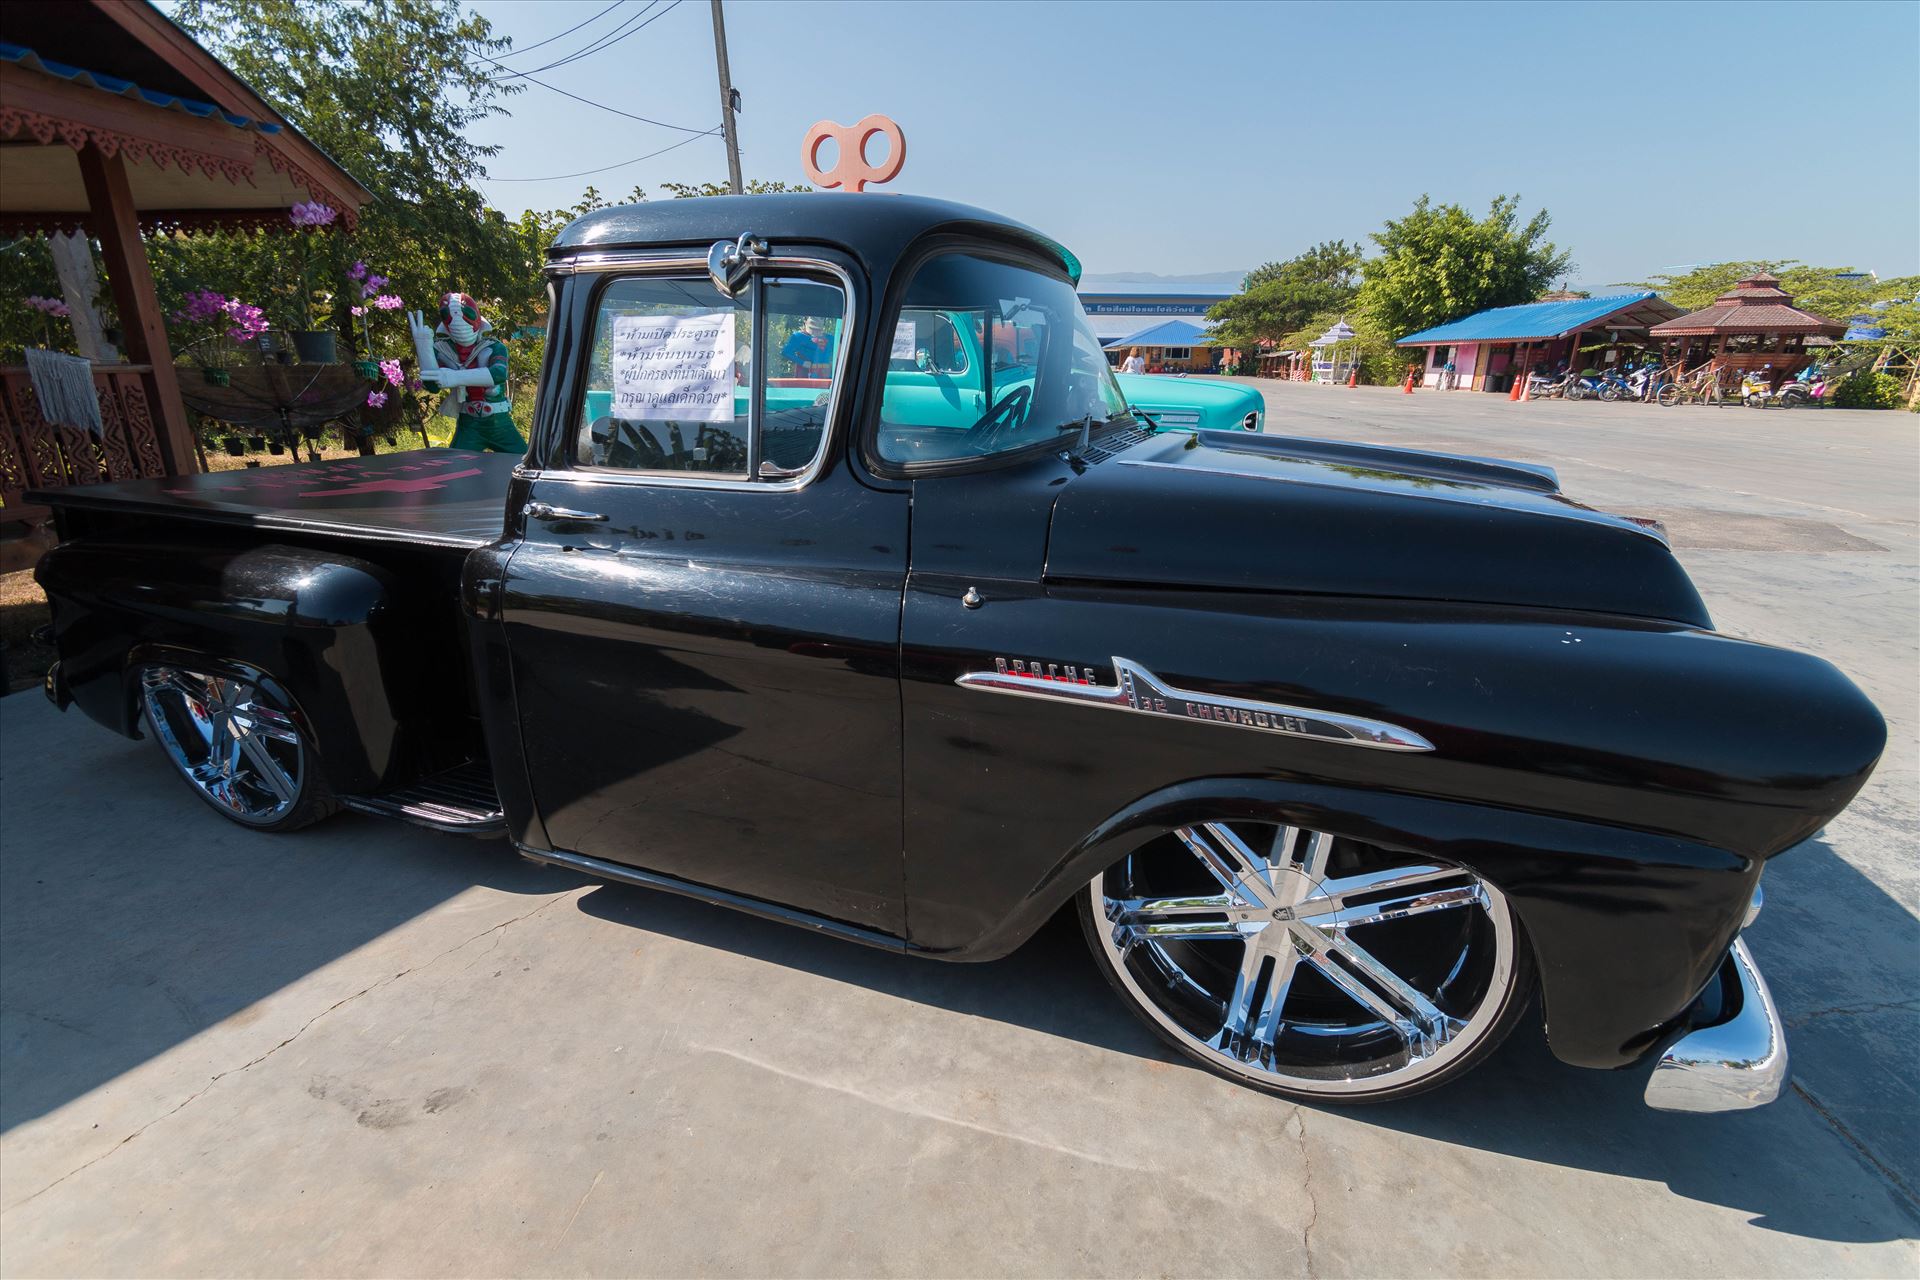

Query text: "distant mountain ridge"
[1080, 269, 1249, 286]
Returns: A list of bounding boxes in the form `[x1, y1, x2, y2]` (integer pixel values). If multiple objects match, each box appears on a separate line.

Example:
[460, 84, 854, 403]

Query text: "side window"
[874, 252, 1128, 467]
[574, 273, 846, 479]
[890, 309, 967, 375]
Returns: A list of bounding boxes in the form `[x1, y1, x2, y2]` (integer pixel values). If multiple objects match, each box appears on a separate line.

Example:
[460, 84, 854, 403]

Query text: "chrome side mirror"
[707, 233, 767, 297]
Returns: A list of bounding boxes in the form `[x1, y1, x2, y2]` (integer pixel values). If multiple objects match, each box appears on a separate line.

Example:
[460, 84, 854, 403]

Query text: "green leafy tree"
[659, 179, 812, 198]
[1207, 240, 1364, 347]
[1358, 195, 1571, 341]
[162, 0, 533, 343]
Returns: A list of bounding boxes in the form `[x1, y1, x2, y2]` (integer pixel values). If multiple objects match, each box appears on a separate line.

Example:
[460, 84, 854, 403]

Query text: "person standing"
[1120, 347, 1146, 375]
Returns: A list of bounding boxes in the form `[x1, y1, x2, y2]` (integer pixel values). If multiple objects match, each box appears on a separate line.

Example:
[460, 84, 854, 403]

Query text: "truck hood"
[1046, 430, 1711, 626]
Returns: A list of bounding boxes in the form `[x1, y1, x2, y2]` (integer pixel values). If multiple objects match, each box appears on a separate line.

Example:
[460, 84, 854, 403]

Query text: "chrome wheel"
[1086, 820, 1526, 1100]
[139, 667, 307, 826]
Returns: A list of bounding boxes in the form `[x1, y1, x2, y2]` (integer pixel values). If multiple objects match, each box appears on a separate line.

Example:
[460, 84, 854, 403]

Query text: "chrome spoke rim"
[1093, 820, 1515, 1094]
[141, 667, 304, 825]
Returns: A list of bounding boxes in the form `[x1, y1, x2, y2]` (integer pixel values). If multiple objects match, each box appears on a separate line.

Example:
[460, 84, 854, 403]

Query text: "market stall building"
[1647, 272, 1845, 392]
[0, 0, 370, 525]
[1101, 318, 1218, 373]
[1395, 292, 1682, 393]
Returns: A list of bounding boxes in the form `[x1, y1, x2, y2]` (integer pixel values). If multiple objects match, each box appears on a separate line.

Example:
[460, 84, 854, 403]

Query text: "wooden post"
[75, 142, 199, 477]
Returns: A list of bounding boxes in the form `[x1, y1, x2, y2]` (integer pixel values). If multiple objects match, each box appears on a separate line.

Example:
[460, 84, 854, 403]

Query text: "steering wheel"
[962, 383, 1032, 452]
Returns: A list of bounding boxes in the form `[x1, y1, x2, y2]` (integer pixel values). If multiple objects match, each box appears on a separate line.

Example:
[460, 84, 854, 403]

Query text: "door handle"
[525, 501, 607, 523]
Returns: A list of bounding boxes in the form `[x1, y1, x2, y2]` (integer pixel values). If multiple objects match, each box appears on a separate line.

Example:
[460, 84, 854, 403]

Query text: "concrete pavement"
[1, 384, 1914, 1276]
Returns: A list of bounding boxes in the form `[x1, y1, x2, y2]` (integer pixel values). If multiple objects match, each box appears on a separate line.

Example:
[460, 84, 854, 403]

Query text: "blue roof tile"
[0, 42, 279, 134]
[1103, 318, 1214, 348]
[1395, 293, 1662, 345]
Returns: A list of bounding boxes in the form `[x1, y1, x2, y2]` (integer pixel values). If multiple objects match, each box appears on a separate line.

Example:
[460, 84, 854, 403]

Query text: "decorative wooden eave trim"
[0, 61, 257, 178]
[0, 206, 297, 238]
[0, 62, 362, 230]
[90, 0, 371, 218]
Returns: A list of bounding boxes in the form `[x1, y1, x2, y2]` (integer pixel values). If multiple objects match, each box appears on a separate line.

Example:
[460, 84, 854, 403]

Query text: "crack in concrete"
[1785, 996, 1920, 1029]
[1791, 1080, 1920, 1219]
[1292, 1105, 1319, 1279]
[0, 890, 577, 1219]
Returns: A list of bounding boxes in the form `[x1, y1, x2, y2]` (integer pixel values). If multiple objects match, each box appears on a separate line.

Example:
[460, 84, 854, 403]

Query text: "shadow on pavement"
[576, 839, 1920, 1247]
[0, 751, 586, 1134]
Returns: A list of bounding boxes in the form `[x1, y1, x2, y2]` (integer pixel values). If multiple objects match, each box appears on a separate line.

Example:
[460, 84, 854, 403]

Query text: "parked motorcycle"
[1741, 367, 1792, 408]
[1526, 370, 1573, 399]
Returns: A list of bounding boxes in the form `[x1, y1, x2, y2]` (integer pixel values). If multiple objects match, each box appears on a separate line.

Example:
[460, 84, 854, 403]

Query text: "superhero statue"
[409, 293, 526, 454]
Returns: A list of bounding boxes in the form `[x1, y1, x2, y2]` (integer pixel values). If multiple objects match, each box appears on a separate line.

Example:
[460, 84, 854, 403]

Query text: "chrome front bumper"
[1643, 932, 1787, 1113]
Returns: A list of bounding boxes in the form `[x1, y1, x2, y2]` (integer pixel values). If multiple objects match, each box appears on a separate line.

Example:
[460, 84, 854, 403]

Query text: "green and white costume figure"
[408, 293, 526, 454]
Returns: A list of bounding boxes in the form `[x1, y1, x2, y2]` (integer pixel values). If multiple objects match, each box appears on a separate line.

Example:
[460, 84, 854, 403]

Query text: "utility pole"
[709, 0, 743, 195]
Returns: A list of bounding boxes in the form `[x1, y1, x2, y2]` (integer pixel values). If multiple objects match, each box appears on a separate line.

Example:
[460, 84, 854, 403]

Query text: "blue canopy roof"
[0, 42, 280, 134]
[1103, 318, 1213, 348]
[1396, 293, 1668, 346]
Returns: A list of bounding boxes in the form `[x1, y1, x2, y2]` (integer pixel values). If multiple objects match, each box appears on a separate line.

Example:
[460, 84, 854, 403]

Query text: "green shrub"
[1831, 370, 1902, 410]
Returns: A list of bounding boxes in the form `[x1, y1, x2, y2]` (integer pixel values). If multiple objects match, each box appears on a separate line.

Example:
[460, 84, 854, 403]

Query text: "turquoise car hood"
[1114, 373, 1262, 430]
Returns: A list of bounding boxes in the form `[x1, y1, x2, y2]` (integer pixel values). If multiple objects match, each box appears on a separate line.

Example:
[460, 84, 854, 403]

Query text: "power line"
[489, 0, 675, 82]
[480, 127, 723, 183]
[472, 52, 712, 133]
[493, 1, 628, 63]
[524, 1, 675, 76]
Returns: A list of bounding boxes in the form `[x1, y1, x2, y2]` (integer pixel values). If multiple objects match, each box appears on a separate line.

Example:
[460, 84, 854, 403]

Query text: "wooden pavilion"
[0, 0, 370, 527]
[1648, 273, 1845, 392]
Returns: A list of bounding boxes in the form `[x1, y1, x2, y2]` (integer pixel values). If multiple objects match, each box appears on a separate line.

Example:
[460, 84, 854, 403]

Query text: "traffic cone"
[1519, 371, 1531, 401]
[1508, 373, 1524, 402]
[1346, 367, 1358, 388]
[1401, 366, 1416, 394]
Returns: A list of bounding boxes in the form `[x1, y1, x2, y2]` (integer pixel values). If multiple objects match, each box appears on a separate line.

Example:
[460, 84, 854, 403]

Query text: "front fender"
[937, 774, 1754, 1071]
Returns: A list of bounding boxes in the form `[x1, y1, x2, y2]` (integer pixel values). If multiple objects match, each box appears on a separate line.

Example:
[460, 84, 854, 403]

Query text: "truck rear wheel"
[138, 666, 338, 831]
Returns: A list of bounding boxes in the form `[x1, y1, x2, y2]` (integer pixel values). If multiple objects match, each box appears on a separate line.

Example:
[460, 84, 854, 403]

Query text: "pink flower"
[27, 295, 70, 318]
[222, 299, 268, 342]
[173, 290, 229, 325]
[379, 358, 404, 387]
[350, 305, 367, 317]
[373, 294, 403, 311]
[289, 200, 337, 228]
[365, 390, 388, 409]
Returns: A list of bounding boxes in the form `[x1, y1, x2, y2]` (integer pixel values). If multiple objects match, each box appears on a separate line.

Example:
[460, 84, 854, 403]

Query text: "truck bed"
[28, 450, 520, 551]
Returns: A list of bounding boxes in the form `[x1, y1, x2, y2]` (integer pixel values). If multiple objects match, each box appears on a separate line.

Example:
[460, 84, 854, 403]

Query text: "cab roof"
[548, 192, 1081, 284]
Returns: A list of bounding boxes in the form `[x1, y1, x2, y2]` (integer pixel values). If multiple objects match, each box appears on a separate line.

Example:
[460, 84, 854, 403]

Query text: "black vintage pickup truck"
[32, 195, 1884, 1109]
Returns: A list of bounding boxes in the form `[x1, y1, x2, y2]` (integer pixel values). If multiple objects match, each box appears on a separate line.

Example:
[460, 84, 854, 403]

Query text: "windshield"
[875, 252, 1130, 466]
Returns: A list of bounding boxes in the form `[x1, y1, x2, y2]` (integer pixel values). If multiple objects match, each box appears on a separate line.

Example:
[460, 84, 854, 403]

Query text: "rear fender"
[38, 539, 407, 796]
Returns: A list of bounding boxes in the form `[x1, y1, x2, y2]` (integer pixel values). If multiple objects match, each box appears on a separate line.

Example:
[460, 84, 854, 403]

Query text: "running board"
[343, 760, 505, 835]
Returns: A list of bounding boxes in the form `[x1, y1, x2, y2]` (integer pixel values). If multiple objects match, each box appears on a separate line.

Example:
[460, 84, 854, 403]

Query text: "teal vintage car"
[580, 303, 1263, 470]
[1114, 371, 1264, 433]
[882, 306, 1266, 436]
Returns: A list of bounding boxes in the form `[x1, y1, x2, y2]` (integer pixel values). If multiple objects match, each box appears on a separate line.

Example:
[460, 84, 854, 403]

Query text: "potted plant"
[286, 201, 341, 364]
[169, 291, 266, 383]
[346, 261, 402, 377]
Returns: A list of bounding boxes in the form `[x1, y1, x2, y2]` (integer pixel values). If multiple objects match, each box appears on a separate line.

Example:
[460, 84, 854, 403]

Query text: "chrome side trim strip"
[1643, 937, 1788, 1113]
[955, 656, 1434, 753]
[517, 845, 911, 953]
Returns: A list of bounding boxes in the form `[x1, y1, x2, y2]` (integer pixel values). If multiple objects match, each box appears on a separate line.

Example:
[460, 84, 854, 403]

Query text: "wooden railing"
[0, 364, 171, 524]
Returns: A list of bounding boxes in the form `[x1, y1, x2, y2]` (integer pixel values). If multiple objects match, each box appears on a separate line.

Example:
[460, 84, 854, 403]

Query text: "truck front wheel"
[137, 666, 338, 831]
[1079, 819, 1534, 1103]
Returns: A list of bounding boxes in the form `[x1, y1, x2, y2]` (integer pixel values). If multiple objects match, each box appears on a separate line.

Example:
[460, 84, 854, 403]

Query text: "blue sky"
[467, 0, 1918, 288]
